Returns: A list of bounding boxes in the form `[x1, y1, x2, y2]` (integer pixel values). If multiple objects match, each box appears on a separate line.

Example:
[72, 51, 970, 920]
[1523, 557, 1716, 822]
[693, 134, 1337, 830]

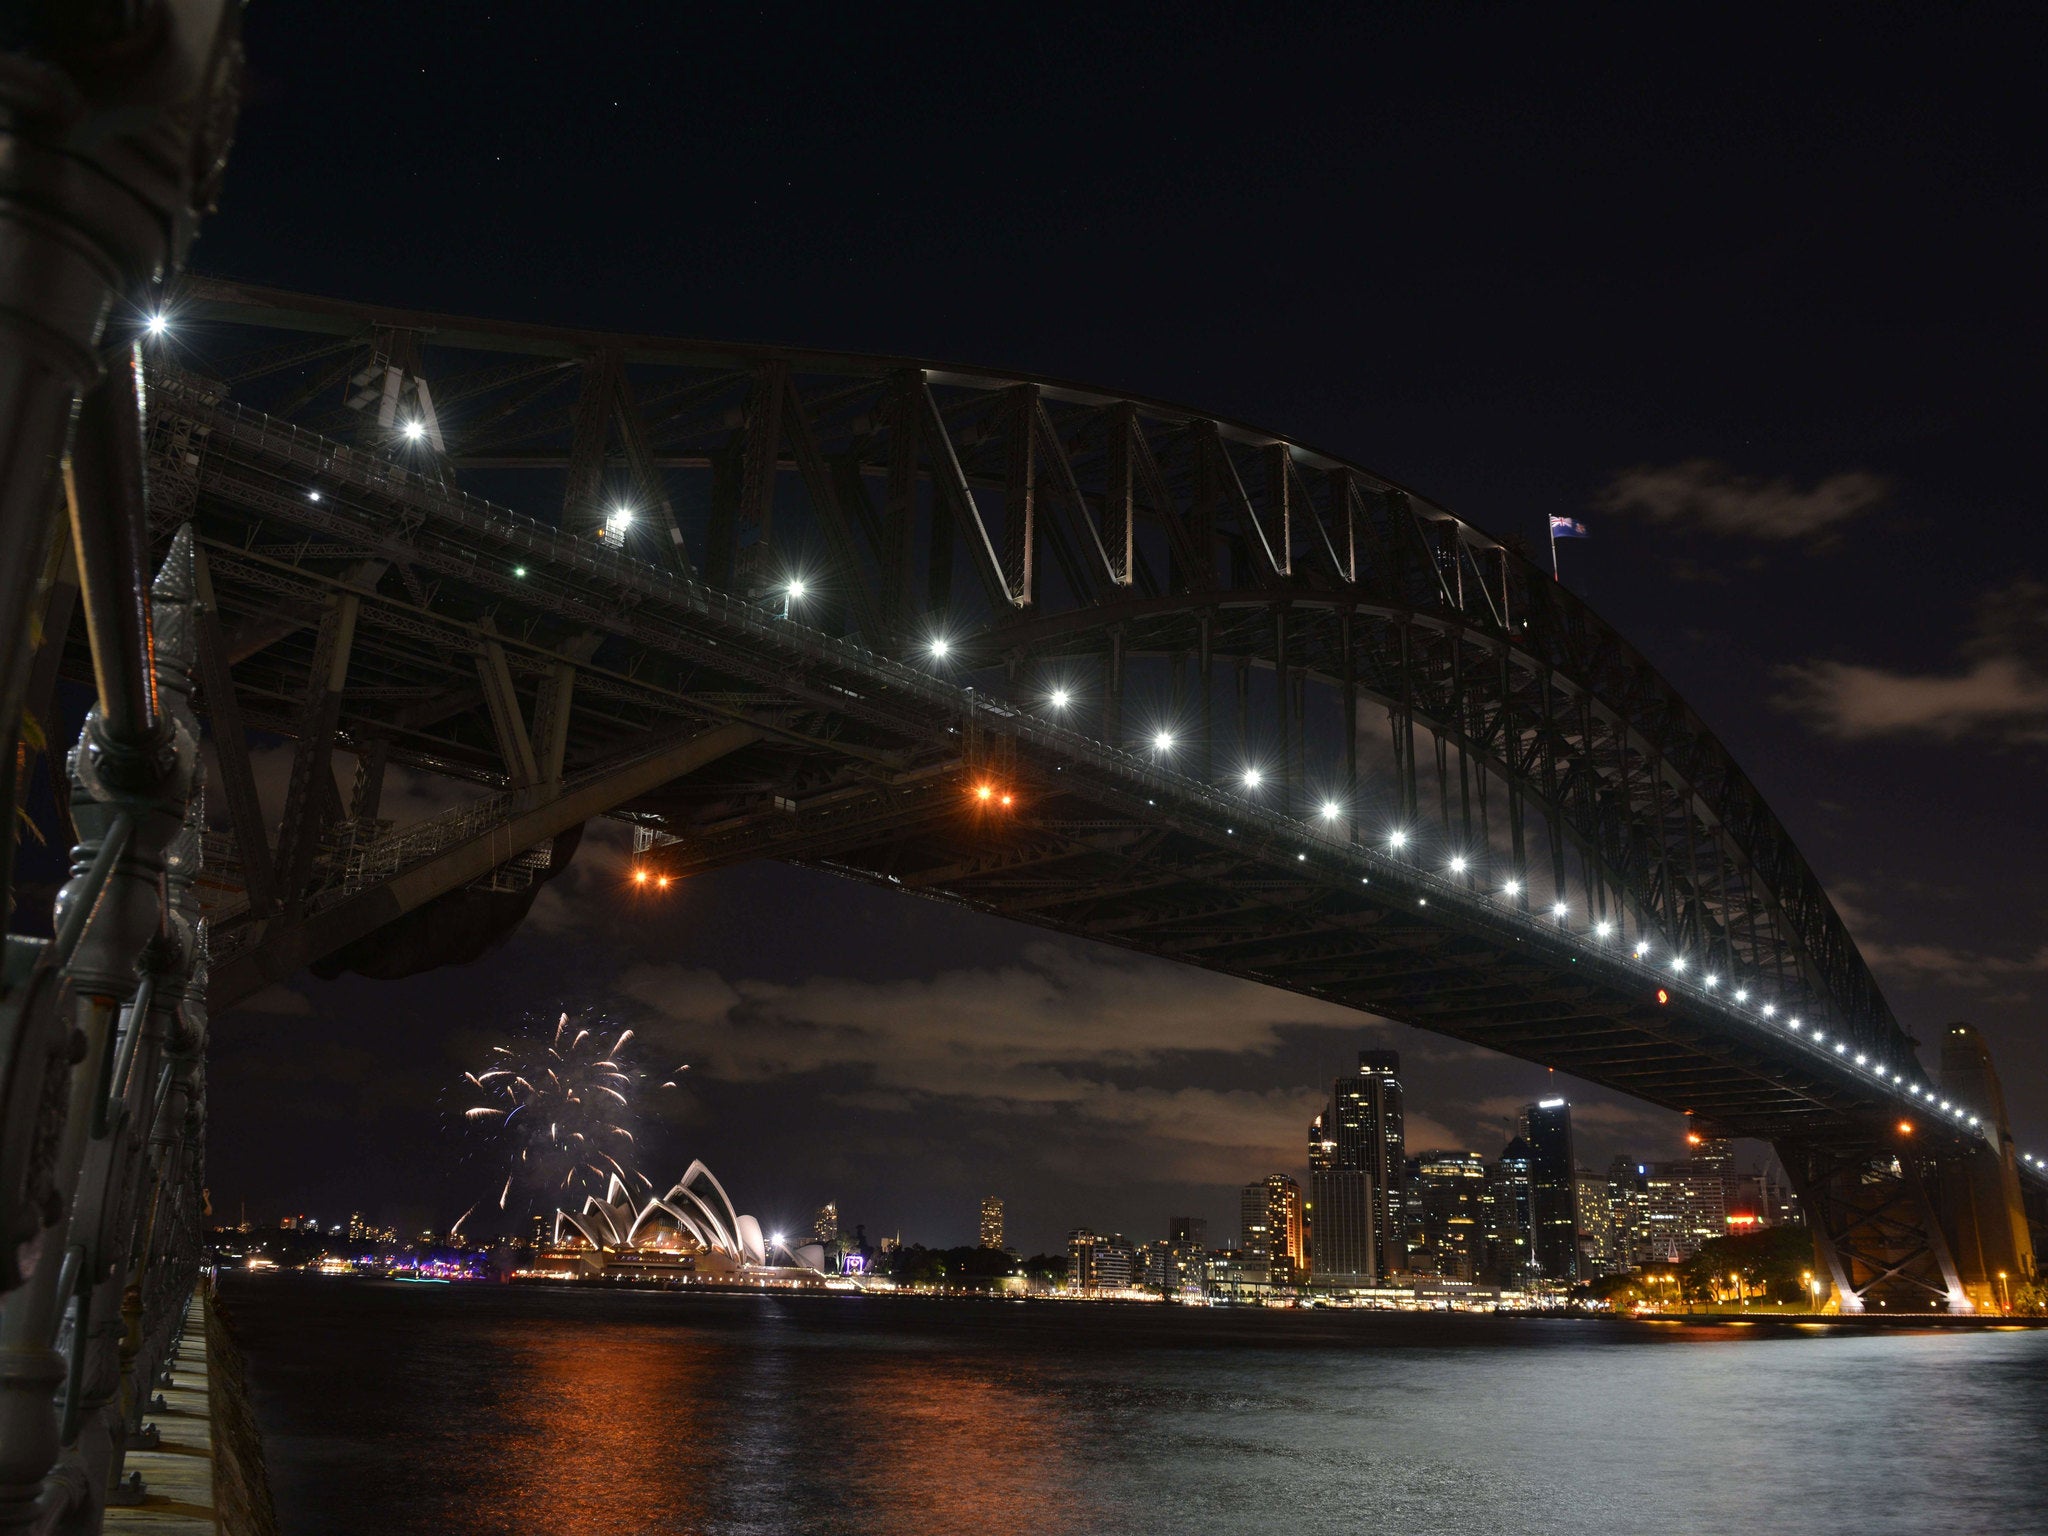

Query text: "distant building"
[1332, 1052, 1406, 1277]
[1155, 1218, 1209, 1296]
[1204, 1249, 1274, 1300]
[1305, 1052, 1404, 1282]
[811, 1202, 839, 1245]
[1575, 1167, 1621, 1276]
[1487, 1138, 1535, 1284]
[979, 1195, 1005, 1251]
[1260, 1175, 1304, 1286]
[1240, 1183, 1270, 1256]
[1069, 1228, 1102, 1288]
[1068, 1228, 1137, 1291]
[1523, 1099, 1580, 1285]
[1412, 1150, 1488, 1281]
[1097, 1233, 1137, 1290]
[1309, 1169, 1374, 1287]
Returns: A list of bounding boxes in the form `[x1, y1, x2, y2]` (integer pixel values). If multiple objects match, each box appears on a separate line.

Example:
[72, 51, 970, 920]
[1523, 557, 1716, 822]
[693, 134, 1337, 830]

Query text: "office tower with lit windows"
[1309, 1103, 1374, 1287]
[1487, 1138, 1535, 1284]
[1310, 1167, 1375, 1286]
[1255, 1175, 1304, 1285]
[979, 1195, 1005, 1251]
[1413, 1150, 1488, 1280]
[1575, 1166, 1620, 1275]
[1240, 1182, 1270, 1257]
[811, 1202, 839, 1245]
[1523, 1099, 1580, 1284]
[1317, 1051, 1406, 1278]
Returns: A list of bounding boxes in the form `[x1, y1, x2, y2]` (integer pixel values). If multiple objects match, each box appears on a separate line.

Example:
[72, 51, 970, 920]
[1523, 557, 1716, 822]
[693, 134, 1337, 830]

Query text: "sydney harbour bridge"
[0, 7, 2041, 1532]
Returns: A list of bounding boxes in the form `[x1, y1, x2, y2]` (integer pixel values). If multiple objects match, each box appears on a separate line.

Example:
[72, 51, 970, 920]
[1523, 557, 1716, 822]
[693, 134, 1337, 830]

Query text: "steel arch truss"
[150, 277, 1897, 1063]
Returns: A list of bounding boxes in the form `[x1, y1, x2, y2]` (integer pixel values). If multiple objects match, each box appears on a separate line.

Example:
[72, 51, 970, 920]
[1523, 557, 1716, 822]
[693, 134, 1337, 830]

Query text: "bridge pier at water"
[1780, 1023, 2038, 1314]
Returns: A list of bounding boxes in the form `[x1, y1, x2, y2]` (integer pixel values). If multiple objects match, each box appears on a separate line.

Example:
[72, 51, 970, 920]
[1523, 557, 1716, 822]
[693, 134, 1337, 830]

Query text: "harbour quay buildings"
[1059, 1050, 1802, 1301]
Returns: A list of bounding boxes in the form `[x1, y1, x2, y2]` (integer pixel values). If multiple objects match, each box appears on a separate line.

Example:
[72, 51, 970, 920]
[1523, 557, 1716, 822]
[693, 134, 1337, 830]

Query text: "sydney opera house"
[541, 1161, 829, 1284]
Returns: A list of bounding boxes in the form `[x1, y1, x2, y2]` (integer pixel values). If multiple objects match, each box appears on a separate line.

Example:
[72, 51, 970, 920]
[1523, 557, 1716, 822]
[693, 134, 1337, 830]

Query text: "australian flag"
[1548, 515, 1590, 539]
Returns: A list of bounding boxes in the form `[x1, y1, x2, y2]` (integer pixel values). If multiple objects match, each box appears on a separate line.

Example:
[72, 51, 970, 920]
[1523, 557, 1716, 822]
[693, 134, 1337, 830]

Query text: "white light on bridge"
[402, 419, 426, 441]
[1388, 830, 1407, 850]
[1552, 901, 1568, 918]
[1789, 1017, 1801, 1030]
[146, 313, 168, 336]
[1242, 768, 1263, 788]
[1761, 1004, 1776, 1017]
[308, 490, 322, 502]
[1595, 921, 1612, 937]
[1670, 956, 1687, 972]
[1048, 688, 1070, 709]
[1734, 988, 1748, 1002]
[1834, 1041, 1848, 1054]
[1503, 879, 1521, 897]
[785, 579, 807, 601]
[1704, 975, 1719, 989]
[1153, 731, 1175, 752]
[1319, 801, 1341, 821]
[1449, 856, 1467, 874]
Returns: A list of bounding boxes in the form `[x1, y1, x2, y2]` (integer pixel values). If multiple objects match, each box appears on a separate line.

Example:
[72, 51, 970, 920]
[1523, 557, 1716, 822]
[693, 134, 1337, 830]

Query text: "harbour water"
[221, 1276, 2047, 1535]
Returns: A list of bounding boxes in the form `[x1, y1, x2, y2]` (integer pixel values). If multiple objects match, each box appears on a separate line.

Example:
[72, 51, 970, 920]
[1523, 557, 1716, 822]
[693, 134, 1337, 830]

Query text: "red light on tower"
[1656, 988, 1670, 1005]
[1896, 1120, 1914, 1136]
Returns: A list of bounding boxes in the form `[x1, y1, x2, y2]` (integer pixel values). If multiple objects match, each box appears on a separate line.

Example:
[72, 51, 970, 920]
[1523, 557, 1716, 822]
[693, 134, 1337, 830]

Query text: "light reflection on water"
[222, 1277, 2048, 1536]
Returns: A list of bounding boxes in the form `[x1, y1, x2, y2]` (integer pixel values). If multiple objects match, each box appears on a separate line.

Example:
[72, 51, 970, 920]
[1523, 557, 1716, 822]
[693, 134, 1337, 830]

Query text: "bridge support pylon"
[1935, 1023, 2037, 1313]
[1776, 1022, 2038, 1315]
[1777, 1137, 1971, 1313]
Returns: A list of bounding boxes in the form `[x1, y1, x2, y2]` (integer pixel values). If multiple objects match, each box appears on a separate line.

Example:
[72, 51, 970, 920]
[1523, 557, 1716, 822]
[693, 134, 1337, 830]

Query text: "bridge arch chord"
[159, 278, 1902, 1063]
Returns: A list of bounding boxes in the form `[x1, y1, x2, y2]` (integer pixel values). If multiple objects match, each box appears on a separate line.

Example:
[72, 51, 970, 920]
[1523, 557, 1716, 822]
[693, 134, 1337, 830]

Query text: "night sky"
[167, 4, 2045, 1253]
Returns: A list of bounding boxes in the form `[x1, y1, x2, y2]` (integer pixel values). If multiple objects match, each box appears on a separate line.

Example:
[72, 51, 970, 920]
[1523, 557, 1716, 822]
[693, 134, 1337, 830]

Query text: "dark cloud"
[1595, 459, 1889, 540]
[615, 943, 1377, 1186]
[1774, 578, 2048, 741]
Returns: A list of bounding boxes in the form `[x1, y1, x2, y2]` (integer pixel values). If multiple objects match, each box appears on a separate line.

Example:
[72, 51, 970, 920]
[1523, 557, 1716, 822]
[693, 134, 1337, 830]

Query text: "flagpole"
[1548, 519, 1559, 582]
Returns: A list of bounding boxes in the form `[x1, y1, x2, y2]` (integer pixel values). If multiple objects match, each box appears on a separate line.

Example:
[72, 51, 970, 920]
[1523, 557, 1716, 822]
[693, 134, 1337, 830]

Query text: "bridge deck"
[104, 1295, 213, 1535]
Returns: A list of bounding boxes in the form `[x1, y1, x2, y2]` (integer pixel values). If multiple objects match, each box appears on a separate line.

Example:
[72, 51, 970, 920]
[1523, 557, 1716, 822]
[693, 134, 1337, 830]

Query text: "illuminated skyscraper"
[1325, 1050, 1405, 1277]
[1523, 1099, 1580, 1284]
[1240, 1182, 1270, 1256]
[1262, 1175, 1304, 1285]
[811, 1202, 839, 1245]
[979, 1195, 1005, 1251]
[1487, 1138, 1535, 1284]
[1413, 1150, 1488, 1280]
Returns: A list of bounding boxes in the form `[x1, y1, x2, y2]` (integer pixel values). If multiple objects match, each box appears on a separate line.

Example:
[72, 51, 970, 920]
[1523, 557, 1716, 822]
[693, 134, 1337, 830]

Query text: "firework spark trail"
[458, 1011, 688, 1226]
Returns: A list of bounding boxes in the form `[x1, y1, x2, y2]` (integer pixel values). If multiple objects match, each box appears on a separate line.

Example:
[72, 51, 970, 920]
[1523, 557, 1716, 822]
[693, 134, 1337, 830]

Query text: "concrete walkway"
[104, 1295, 214, 1533]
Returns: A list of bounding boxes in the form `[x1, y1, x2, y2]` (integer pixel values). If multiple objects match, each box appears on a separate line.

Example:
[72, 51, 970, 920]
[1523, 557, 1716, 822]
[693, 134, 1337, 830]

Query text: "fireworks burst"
[459, 1011, 687, 1219]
